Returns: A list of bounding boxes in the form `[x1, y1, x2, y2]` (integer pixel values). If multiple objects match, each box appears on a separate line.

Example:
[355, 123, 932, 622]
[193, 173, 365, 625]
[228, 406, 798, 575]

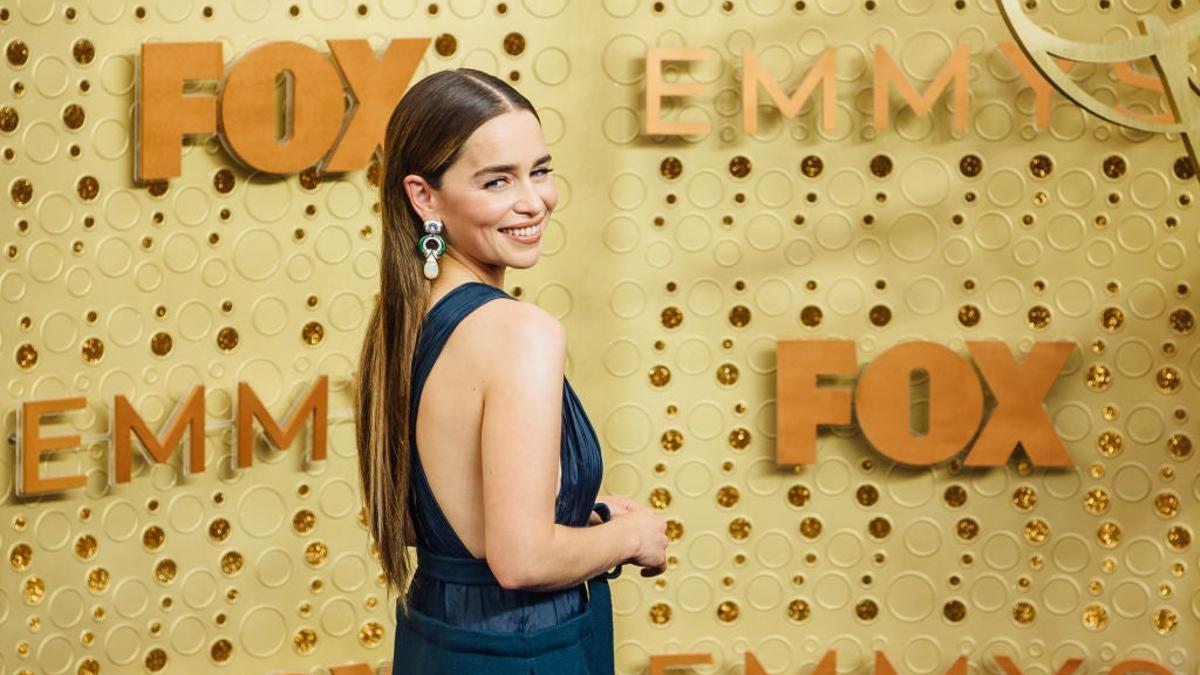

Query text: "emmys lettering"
[645, 2, 1200, 187]
[776, 340, 1076, 467]
[14, 376, 329, 497]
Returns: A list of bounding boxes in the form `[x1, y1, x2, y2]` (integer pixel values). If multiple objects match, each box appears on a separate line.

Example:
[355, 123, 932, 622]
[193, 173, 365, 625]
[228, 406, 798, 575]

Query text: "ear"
[402, 174, 437, 222]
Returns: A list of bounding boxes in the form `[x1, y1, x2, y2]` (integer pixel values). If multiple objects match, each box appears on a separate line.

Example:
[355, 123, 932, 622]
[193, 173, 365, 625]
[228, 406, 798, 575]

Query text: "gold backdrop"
[2, 0, 1197, 673]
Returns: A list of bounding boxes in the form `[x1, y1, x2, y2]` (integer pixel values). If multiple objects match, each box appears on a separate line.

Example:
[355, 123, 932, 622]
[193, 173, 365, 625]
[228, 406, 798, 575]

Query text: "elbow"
[491, 561, 536, 591]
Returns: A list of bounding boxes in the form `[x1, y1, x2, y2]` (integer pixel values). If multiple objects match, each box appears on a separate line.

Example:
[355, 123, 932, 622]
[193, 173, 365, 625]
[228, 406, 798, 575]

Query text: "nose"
[515, 176, 544, 216]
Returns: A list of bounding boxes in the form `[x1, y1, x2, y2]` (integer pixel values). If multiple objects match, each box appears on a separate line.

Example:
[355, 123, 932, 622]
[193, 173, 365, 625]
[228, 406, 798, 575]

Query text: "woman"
[354, 68, 669, 674]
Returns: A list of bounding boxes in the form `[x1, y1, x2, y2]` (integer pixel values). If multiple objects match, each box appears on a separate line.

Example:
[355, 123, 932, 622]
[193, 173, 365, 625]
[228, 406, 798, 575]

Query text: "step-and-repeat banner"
[2, 0, 1196, 673]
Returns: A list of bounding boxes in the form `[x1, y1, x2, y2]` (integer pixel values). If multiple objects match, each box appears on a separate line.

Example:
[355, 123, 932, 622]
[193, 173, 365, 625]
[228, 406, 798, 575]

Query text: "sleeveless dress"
[392, 281, 621, 674]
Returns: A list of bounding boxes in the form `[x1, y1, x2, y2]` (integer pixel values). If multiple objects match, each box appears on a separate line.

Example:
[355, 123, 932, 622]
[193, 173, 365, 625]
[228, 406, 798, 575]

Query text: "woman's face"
[406, 110, 558, 277]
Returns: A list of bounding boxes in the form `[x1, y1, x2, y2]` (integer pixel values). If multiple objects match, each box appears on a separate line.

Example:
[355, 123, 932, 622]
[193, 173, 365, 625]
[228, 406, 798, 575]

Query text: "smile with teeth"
[499, 222, 542, 239]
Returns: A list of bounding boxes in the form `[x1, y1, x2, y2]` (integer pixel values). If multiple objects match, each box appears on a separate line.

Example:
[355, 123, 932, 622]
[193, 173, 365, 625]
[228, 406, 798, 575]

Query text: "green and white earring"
[418, 219, 446, 280]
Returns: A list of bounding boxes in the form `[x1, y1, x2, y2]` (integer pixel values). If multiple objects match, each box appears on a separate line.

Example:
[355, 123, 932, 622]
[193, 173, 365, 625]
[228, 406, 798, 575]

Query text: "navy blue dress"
[393, 281, 620, 674]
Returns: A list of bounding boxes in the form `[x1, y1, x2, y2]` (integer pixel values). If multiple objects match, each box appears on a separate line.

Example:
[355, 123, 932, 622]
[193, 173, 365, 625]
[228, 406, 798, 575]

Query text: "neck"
[435, 251, 505, 292]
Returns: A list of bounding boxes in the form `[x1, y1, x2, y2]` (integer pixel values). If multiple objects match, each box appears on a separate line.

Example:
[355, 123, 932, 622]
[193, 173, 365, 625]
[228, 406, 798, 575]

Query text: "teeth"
[501, 223, 540, 238]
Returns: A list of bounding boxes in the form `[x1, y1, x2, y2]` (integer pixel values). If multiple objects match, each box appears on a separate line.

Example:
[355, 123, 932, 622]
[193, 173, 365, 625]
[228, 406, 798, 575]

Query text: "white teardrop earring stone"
[423, 256, 439, 280]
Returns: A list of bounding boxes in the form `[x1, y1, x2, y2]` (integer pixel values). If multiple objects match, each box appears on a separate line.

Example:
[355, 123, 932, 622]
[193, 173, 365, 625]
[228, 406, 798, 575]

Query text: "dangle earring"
[418, 219, 446, 280]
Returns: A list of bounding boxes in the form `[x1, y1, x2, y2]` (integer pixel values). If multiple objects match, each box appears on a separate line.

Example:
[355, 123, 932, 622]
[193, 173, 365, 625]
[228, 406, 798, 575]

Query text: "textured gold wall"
[2, 0, 1198, 674]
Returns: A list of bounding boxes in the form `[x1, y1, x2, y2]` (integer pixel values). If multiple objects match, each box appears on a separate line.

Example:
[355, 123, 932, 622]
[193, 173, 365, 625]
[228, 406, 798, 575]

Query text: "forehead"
[458, 111, 546, 167]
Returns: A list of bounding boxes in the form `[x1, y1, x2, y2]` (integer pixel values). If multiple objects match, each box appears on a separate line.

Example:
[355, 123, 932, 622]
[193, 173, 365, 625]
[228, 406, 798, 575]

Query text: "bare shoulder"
[465, 298, 566, 374]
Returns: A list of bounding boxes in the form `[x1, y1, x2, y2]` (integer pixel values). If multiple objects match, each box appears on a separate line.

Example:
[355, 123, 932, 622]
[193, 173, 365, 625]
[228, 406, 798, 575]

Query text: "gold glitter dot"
[788, 484, 811, 507]
[74, 534, 97, 559]
[154, 559, 177, 584]
[1152, 608, 1178, 634]
[727, 426, 750, 449]
[293, 509, 315, 534]
[959, 154, 982, 177]
[11, 177, 33, 204]
[301, 321, 324, 345]
[1097, 521, 1121, 547]
[943, 485, 967, 507]
[1029, 154, 1053, 178]
[293, 627, 317, 654]
[648, 365, 671, 387]
[799, 517, 822, 539]
[0, 105, 19, 132]
[1012, 601, 1035, 624]
[1082, 488, 1110, 515]
[76, 175, 99, 201]
[1082, 604, 1108, 630]
[69, 37, 98, 66]
[210, 638, 233, 662]
[728, 155, 752, 178]
[1086, 364, 1111, 391]
[660, 156, 682, 179]
[856, 484, 879, 506]
[1154, 492, 1180, 516]
[659, 429, 682, 452]
[958, 304, 981, 327]
[22, 575, 45, 604]
[728, 304, 751, 327]
[62, 103, 86, 129]
[943, 600, 967, 622]
[800, 305, 823, 327]
[1166, 429, 1195, 456]
[220, 551, 245, 576]
[213, 168, 235, 194]
[856, 599, 878, 620]
[867, 517, 891, 539]
[80, 337, 104, 363]
[208, 518, 230, 542]
[716, 362, 739, 385]
[216, 327, 239, 352]
[150, 332, 173, 356]
[956, 518, 980, 540]
[142, 525, 165, 550]
[10, 543, 32, 570]
[433, 33, 457, 56]
[728, 517, 751, 540]
[716, 485, 739, 507]
[358, 620, 385, 646]
[648, 487, 671, 510]
[501, 31, 525, 56]
[1155, 366, 1181, 393]
[1102, 155, 1126, 178]
[87, 567, 109, 591]
[143, 647, 168, 671]
[1024, 519, 1049, 544]
[1096, 430, 1122, 457]
[660, 306, 683, 328]
[304, 541, 328, 567]
[788, 598, 811, 621]
[1166, 526, 1191, 550]
[800, 155, 823, 177]
[716, 599, 738, 622]
[1027, 305, 1051, 329]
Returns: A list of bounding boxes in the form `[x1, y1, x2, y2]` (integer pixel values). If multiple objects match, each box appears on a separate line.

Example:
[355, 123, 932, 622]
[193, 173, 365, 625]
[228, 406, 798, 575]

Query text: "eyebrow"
[471, 154, 552, 179]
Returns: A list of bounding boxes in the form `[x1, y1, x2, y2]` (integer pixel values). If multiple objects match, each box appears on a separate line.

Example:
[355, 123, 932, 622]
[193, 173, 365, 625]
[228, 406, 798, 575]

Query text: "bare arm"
[477, 301, 634, 591]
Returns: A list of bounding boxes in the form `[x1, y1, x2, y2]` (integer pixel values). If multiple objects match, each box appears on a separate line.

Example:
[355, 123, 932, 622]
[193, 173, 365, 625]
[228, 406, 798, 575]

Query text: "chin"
[506, 254, 541, 269]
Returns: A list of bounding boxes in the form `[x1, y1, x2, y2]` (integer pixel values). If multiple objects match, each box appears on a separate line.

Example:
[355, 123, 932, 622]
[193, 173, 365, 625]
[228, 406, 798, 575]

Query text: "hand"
[610, 507, 668, 577]
[588, 494, 645, 525]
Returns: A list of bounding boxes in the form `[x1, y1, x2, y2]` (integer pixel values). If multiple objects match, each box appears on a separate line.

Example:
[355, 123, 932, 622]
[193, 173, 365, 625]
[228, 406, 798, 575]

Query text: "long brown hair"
[354, 68, 538, 613]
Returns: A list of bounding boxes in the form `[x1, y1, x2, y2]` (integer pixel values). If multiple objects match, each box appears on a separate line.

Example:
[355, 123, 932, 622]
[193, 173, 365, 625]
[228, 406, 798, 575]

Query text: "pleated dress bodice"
[405, 281, 605, 632]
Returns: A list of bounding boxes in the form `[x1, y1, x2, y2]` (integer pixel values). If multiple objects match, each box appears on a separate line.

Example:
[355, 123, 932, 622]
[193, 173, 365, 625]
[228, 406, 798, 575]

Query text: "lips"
[498, 218, 544, 243]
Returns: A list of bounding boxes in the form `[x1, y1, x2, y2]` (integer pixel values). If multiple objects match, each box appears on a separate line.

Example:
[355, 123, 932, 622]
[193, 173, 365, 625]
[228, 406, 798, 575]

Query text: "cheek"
[539, 183, 559, 211]
[456, 195, 508, 228]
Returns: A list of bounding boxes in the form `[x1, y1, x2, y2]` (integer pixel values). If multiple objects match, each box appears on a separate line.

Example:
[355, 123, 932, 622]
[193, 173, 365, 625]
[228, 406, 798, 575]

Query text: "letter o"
[854, 341, 983, 465]
[220, 41, 344, 173]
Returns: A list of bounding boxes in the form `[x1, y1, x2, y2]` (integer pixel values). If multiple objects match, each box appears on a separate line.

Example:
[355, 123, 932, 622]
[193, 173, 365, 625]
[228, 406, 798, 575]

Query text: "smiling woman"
[352, 68, 669, 674]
